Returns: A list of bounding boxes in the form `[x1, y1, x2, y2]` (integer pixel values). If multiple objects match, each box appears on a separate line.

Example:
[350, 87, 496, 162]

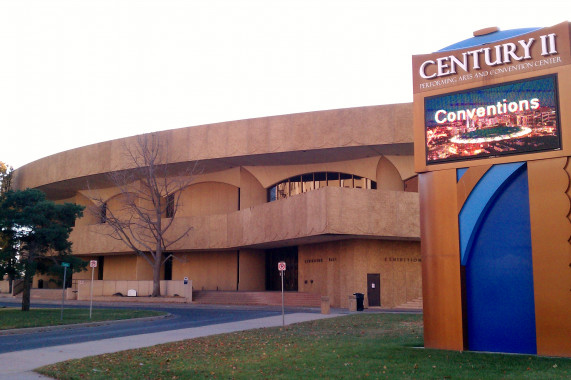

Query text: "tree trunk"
[21, 265, 32, 311]
[152, 253, 162, 297]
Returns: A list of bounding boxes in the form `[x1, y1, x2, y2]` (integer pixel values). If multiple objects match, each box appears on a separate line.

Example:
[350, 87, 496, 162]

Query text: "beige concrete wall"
[384, 155, 416, 182]
[299, 239, 421, 308]
[73, 258, 97, 280]
[238, 249, 266, 291]
[172, 251, 238, 291]
[73, 193, 99, 226]
[84, 250, 263, 292]
[178, 182, 239, 217]
[135, 255, 158, 280]
[92, 255, 164, 281]
[239, 168, 266, 209]
[106, 192, 138, 220]
[32, 273, 59, 289]
[70, 187, 419, 255]
[102, 255, 137, 280]
[76, 280, 191, 300]
[0, 281, 9, 293]
[13, 104, 413, 193]
[376, 156, 404, 191]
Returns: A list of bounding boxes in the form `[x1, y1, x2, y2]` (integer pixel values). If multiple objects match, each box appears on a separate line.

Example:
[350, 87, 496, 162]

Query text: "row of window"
[268, 172, 377, 202]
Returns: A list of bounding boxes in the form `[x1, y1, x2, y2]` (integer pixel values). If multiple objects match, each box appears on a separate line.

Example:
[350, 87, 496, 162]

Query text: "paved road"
[0, 299, 314, 354]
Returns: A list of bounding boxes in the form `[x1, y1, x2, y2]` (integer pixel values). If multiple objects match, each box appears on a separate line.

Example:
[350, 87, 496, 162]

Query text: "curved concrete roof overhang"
[14, 103, 413, 198]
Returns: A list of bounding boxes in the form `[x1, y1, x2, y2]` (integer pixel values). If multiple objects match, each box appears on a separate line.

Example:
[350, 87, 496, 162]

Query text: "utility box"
[127, 289, 137, 297]
[348, 294, 357, 312]
[321, 296, 330, 314]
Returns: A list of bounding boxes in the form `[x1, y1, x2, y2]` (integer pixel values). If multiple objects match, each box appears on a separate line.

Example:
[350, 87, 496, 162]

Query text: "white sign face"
[278, 261, 286, 271]
[90, 260, 98, 268]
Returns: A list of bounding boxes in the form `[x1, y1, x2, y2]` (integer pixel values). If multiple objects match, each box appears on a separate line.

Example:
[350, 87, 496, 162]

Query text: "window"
[99, 202, 107, 224]
[268, 172, 377, 202]
[166, 194, 175, 218]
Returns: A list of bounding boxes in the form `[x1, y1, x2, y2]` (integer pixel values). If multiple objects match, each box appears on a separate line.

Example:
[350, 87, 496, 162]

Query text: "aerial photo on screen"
[425, 75, 561, 164]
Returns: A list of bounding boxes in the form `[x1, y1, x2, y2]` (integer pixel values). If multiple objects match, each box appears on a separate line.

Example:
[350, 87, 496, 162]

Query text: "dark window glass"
[302, 173, 314, 193]
[269, 186, 277, 202]
[327, 172, 340, 187]
[315, 172, 327, 189]
[164, 254, 173, 281]
[98, 256, 104, 280]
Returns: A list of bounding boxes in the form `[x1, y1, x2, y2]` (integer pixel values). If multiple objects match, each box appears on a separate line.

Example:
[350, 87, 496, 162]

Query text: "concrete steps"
[393, 297, 423, 310]
[192, 291, 322, 307]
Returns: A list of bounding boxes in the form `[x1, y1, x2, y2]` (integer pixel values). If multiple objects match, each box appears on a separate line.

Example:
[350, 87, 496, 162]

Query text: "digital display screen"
[424, 75, 561, 164]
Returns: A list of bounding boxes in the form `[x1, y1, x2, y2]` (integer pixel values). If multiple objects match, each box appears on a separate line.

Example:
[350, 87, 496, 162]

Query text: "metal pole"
[281, 270, 284, 327]
[89, 266, 94, 319]
[60, 266, 67, 321]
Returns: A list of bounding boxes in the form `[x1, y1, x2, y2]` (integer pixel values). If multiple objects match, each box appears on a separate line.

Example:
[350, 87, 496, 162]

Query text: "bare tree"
[89, 133, 196, 297]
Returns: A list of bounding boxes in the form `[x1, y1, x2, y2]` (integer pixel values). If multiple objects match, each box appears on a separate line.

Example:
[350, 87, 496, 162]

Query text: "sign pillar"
[89, 260, 97, 319]
[60, 262, 70, 321]
[278, 261, 286, 327]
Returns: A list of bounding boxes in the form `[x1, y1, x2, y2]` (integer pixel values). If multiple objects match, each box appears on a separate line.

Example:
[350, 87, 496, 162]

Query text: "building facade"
[13, 104, 420, 309]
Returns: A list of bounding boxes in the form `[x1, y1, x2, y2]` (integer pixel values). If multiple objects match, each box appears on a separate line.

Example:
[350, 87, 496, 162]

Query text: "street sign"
[61, 263, 69, 320]
[89, 260, 97, 318]
[278, 261, 286, 327]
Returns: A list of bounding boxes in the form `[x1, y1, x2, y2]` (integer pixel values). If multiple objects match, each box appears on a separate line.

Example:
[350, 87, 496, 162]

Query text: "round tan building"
[12, 103, 420, 309]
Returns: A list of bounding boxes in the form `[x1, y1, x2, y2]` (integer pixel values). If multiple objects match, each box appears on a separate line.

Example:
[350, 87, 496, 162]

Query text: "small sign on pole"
[278, 261, 286, 327]
[61, 262, 70, 320]
[89, 260, 97, 319]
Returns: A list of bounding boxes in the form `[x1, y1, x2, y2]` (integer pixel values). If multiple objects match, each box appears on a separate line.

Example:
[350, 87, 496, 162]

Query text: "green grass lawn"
[38, 313, 570, 379]
[0, 308, 165, 330]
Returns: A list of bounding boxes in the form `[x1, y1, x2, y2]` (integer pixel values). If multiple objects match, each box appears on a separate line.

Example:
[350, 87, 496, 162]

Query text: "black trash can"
[354, 293, 364, 311]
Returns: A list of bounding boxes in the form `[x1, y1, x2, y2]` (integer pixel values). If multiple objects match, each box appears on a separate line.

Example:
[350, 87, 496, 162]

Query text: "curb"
[0, 312, 172, 336]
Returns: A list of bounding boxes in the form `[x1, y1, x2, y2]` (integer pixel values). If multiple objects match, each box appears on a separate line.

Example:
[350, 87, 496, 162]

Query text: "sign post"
[60, 262, 70, 321]
[278, 261, 286, 327]
[89, 260, 97, 319]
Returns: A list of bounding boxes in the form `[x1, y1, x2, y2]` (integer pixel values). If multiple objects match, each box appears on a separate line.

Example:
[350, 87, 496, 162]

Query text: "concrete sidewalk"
[0, 312, 339, 379]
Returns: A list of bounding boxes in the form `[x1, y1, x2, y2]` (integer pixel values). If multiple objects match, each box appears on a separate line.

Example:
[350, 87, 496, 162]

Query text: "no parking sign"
[278, 261, 286, 326]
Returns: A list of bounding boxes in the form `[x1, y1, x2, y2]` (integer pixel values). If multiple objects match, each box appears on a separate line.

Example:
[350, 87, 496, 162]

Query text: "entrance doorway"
[266, 246, 298, 291]
[367, 273, 381, 306]
[164, 254, 173, 281]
